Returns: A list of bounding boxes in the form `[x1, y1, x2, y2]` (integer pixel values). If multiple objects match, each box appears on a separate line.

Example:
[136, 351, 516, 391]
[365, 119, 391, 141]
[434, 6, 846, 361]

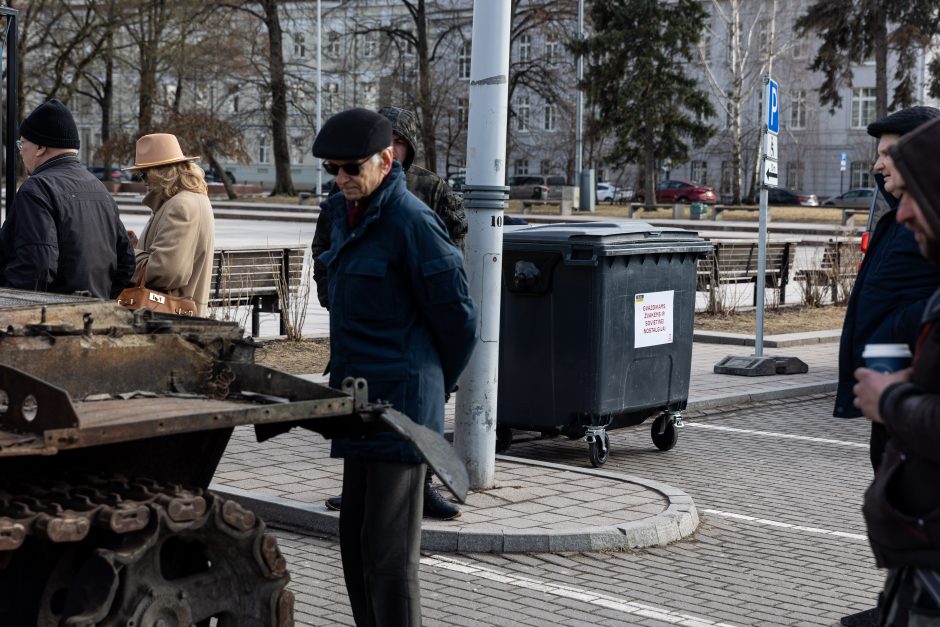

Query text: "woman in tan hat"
[126, 133, 215, 316]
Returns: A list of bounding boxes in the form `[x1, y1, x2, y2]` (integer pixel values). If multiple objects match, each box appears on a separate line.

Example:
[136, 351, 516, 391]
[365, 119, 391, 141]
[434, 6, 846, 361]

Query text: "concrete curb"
[686, 380, 837, 411]
[694, 329, 841, 347]
[211, 458, 699, 554]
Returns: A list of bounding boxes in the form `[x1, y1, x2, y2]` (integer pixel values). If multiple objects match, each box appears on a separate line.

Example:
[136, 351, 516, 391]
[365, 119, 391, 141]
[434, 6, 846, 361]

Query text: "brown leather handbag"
[117, 265, 196, 316]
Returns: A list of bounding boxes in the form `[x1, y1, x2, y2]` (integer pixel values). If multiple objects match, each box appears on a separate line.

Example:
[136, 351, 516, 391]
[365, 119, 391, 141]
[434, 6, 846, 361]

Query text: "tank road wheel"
[33, 490, 293, 627]
[588, 429, 609, 467]
[651, 414, 679, 451]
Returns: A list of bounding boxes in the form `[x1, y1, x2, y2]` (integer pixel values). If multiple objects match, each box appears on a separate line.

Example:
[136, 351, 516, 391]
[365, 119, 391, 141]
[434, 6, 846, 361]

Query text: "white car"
[596, 182, 617, 202]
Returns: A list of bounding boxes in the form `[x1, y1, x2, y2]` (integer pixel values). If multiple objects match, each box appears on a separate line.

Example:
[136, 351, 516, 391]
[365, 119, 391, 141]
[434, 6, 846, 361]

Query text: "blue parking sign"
[766, 79, 779, 135]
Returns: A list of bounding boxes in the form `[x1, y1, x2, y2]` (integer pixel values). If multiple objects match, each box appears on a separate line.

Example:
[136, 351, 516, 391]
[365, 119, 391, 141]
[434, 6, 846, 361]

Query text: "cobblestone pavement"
[255, 393, 880, 626]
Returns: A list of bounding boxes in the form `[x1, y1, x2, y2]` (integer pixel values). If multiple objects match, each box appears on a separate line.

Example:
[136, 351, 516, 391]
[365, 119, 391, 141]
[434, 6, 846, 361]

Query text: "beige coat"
[133, 190, 215, 316]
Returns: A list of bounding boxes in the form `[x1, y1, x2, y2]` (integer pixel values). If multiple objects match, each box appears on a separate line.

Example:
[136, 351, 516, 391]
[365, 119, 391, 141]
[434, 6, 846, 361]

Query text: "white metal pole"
[316, 0, 323, 199]
[453, 0, 511, 490]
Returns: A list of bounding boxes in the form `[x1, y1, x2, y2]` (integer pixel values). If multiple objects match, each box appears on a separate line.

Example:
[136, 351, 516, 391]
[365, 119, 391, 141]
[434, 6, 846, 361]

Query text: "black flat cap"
[312, 108, 392, 160]
[867, 105, 940, 138]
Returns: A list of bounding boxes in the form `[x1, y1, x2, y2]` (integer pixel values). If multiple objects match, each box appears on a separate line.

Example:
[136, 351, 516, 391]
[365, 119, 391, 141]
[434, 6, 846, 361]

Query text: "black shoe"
[423, 482, 461, 520]
[840, 607, 879, 627]
[325, 495, 342, 511]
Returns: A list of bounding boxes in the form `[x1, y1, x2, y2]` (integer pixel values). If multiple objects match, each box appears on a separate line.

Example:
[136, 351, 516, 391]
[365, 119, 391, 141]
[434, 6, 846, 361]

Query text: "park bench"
[710, 204, 762, 221]
[696, 240, 795, 309]
[795, 239, 861, 303]
[208, 245, 307, 337]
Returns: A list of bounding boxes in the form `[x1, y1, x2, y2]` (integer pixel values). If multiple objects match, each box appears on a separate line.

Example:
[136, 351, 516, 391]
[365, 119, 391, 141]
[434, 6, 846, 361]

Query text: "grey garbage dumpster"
[496, 221, 713, 466]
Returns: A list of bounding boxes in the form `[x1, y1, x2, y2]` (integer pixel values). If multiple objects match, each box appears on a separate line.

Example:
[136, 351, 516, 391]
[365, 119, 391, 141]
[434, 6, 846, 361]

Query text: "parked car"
[203, 167, 236, 185]
[88, 166, 130, 183]
[634, 179, 718, 204]
[448, 174, 466, 192]
[508, 174, 567, 200]
[613, 188, 634, 203]
[766, 187, 819, 206]
[596, 182, 615, 202]
[822, 187, 876, 208]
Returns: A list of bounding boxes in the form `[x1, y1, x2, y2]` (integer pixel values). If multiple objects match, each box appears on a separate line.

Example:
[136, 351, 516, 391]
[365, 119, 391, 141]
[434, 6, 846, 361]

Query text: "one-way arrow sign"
[764, 158, 778, 187]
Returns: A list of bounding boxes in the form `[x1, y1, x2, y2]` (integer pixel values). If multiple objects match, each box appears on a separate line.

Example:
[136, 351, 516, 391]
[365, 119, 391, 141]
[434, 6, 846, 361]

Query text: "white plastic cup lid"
[862, 343, 912, 359]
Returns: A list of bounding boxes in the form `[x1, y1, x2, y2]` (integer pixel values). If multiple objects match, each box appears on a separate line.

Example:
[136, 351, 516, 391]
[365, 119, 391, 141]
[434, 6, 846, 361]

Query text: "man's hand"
[127, 229, 138, 247]
[853, 367, 912, 423]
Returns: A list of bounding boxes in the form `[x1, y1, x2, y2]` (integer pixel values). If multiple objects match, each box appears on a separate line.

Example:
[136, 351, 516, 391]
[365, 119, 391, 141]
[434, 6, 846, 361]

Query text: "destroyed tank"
[0, 289, 467, 626]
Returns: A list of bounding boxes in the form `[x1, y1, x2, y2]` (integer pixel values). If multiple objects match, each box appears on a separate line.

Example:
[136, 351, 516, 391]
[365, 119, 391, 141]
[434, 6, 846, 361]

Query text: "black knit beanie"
[867, 105, 940, 139]
[19, 99, 80, 149]
[312, 108, 391, 161]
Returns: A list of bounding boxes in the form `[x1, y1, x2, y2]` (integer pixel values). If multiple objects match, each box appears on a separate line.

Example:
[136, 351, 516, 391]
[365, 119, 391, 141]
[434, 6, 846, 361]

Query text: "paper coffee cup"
[862, 343, 913, 373]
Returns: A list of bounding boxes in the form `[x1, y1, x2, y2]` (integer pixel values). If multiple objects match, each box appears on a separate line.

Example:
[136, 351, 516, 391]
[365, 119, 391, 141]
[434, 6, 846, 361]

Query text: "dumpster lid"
[503, 221, 711, 256]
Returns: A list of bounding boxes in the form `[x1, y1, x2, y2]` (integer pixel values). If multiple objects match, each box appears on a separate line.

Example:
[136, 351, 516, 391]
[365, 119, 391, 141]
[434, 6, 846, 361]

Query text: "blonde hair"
[144, 161, 208, 199]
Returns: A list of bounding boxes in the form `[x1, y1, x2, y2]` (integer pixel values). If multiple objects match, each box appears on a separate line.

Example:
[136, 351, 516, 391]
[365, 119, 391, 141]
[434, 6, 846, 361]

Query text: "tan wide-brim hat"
[124, 133, 198, 171]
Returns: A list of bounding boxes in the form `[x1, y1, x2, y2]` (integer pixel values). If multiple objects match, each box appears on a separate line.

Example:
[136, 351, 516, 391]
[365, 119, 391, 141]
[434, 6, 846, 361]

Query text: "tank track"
[0, 473, 294, 626]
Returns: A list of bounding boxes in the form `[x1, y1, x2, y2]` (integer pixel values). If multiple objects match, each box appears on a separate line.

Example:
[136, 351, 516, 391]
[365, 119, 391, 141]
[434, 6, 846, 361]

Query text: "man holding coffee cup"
[852, 116, 940, 626]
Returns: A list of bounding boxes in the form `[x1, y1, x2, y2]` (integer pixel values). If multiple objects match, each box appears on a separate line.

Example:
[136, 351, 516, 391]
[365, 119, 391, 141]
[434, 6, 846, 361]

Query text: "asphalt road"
[273, 393, 882, 626]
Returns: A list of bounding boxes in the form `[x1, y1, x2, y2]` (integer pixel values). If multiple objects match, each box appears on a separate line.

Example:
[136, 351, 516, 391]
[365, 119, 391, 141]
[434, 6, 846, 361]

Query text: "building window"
[362, 34, 376, 57]
[294, 33, 306, 58]
[543, 103, 557, 131]
[790, 90, 806, 129]
[324, 82, 339, 116]
[514, 159, 529, 175]
[540, 159, 552, 174]
[721, 160, 734, 195]
[851, 88, 876, 128]
[328, 31, 340, 56]
[701, 30, 712, 63]
[458, 43, 471, 79]
[546, 33, 559, 63]
[361, 82, 376, 110]
[232, 94, 239, 113]
[851, 161, 872, 188]
[787, 161, 804, 190]
[518, 34, 531, 62]
[690, 160, 707, 185]
[516, 96, 530, 131]
[457, 97, 468, 125]
[791, 37, 808, 60]
[259, 139, 269, 164]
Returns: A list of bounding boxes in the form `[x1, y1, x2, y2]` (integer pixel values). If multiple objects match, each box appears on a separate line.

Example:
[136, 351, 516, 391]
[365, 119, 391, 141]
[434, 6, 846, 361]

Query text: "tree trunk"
[102, 29, 114, 177]
[208, 152, 238, 200]
[414, 0, 437, 171]
[643, 148, 656, 209]
[873, 11, 888, 121]
[262, 0, 295, 196]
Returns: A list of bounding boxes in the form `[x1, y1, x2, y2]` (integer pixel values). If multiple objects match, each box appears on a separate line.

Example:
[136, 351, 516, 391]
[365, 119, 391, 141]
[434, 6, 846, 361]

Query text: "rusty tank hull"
[0, 289, 467, 625]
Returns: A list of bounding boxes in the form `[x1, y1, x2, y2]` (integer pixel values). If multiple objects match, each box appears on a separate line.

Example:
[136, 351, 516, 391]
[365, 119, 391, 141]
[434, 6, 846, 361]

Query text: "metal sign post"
[839, 152, 847, 194]
[1, 7, 17, 223]
[713, 75, 807, 377]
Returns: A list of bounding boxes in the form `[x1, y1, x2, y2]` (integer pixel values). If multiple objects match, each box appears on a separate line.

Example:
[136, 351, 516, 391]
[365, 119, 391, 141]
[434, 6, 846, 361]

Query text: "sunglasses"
[323, 155, 373, 177]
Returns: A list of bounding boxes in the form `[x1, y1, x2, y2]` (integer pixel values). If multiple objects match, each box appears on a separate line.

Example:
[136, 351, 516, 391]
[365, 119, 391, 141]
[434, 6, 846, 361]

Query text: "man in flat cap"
[315, 104, 468, 521]
[313, 107, 478, 626]
[852, 115, 940, 627]
[837, 106, 940, 627]
[0, 99, 135, 298]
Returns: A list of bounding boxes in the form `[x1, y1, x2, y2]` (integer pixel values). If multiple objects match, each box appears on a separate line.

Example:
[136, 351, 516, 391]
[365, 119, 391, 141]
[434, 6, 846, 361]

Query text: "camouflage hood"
[891, 116, 940, 264]
[378, 106, 418, 170]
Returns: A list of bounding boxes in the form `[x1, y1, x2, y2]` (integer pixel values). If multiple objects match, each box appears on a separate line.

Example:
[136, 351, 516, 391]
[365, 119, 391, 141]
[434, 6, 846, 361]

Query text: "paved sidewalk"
[212, 335, 839, 553]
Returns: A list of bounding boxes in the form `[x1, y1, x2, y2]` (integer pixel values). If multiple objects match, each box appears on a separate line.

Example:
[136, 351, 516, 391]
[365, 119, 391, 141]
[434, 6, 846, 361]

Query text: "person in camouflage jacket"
[310, 106, 467, 309]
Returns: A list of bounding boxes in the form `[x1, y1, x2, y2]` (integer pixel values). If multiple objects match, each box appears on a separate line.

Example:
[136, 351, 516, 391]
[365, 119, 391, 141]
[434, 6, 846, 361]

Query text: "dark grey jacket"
[0, 155, 135, 298]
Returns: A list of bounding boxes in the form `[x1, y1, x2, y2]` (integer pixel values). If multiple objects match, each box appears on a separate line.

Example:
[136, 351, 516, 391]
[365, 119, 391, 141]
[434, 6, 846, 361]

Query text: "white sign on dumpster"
[634, 290, 674, 348]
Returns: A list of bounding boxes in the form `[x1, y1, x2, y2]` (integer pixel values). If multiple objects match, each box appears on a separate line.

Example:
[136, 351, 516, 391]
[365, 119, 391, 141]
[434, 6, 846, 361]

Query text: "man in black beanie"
[836, 106, 940, 627]
[0, 99, 134, 298]
[314, 108, 478, 627]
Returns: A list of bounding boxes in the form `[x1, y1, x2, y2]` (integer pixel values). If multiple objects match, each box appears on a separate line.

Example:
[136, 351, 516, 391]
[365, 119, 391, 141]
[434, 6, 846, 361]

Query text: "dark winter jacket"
[833, 174, 940, 417]
[864, 117, 940, 569]
[322, 163, 478, 463]
[312, 162, 467, 308]
[0, 154, 135, 299]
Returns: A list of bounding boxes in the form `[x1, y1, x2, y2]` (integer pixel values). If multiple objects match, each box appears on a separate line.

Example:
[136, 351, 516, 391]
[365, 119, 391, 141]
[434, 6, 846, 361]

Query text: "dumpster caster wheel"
[495, 426, 513, 453]
[587, 430, 609, 467]
[651, 415, 678, 451]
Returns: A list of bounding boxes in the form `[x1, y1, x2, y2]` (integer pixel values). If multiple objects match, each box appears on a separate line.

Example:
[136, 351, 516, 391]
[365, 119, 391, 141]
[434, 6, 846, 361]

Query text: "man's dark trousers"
[340, 458, 425, 627]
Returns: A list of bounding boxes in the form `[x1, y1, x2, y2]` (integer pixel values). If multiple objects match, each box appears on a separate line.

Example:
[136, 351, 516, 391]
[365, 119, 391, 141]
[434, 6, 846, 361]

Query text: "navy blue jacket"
[0, 155, 134, 299]
[834, 178, 940, 416]
[321, 164, 478, 462]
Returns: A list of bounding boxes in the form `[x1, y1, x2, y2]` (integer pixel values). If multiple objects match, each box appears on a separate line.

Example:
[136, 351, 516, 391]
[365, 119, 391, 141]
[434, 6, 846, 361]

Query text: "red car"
[636, 179, 718, 204]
